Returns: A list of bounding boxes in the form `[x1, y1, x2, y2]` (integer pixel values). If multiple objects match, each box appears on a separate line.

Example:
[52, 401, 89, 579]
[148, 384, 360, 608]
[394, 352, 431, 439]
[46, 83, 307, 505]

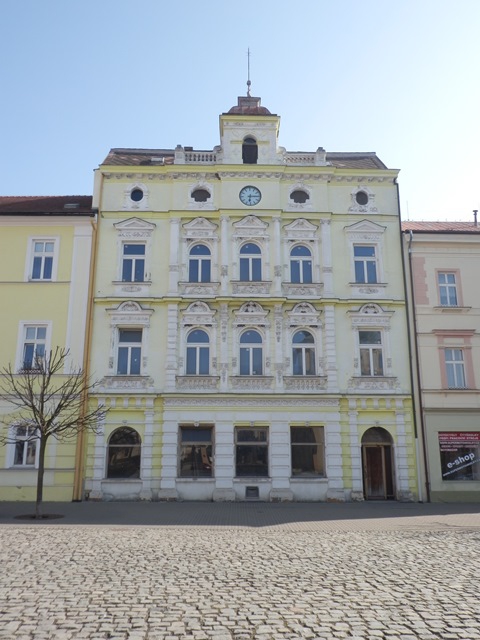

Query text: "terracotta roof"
[224, 95, 274, 116]
[102, 148, 388, 170]
[0, 196, 93, 215]
[326, 152, 388, 170]
[102, 149, 175, 166]
[402, 221, 480, 233]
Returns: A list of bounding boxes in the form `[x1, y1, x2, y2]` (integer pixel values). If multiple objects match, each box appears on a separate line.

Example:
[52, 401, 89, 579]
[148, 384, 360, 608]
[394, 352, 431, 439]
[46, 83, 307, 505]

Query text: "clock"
[239, 185, 262, 206]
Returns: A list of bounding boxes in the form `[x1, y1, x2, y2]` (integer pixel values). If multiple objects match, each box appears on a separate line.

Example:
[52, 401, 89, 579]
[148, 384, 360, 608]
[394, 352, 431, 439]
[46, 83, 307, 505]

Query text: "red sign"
[439, 432, 480, 451]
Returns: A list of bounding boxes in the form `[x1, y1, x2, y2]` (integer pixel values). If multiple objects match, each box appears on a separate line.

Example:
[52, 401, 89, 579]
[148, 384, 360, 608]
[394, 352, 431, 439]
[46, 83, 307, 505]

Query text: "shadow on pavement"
[0, 500, 479, 528]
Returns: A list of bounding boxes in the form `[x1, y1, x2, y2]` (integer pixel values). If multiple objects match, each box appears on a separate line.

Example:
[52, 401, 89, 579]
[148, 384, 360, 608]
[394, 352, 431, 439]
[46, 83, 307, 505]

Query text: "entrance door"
[361, 428, 395, 500]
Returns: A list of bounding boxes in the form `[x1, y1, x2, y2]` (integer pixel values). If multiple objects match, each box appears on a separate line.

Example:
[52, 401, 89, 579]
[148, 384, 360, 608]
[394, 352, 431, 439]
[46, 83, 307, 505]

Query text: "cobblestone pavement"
[1, 505, 480, 639]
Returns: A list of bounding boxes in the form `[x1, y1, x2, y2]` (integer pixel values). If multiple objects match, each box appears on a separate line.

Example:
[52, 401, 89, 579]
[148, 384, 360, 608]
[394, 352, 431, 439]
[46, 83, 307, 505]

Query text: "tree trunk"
[35, 437, 47, 518]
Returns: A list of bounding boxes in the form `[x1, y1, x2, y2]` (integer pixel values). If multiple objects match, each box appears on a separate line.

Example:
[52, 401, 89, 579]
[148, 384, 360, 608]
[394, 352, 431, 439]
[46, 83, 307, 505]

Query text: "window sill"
[434, 306, 471, 313]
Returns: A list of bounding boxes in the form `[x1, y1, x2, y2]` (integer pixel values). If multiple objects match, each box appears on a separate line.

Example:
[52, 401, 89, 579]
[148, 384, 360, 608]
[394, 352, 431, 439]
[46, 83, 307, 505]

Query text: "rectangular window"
[31, 240, 55, 280]
[179, 426, 213, 478]
[235, 427, 268, 477]
[445, 348, 466, 388]
[359, 331, 384, 376]
[438, 272, 458, 306]
[439, 432, 480, 481]
[22, 326, 47, 370]
[117, 329, 142, 375]
[13, 426, 37, 466]
[354, 245, 377, 283]
[122, 244, 145, 282]
[291, 426, 325, 477]
[240, 257, 262, 281]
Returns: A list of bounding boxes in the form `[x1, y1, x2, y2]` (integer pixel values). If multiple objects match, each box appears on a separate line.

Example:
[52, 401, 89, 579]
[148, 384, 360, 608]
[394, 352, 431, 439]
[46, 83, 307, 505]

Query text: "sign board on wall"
[439, 432, 480, 481]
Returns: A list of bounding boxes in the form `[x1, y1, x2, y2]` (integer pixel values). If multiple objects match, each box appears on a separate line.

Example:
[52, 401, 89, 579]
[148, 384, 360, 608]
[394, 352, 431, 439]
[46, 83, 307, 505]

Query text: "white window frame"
[239, 242, 262, 282]
[15, 322, 52, 372]
[6, 424, 40, 468]
[292, 330, 316, 376]
[239, 329, 264, 376]
[353, 244, 378, 284]
[290, 244, 313, 284]
[445, 348, 467, 389]
[25, 237, 59, 282]
[358, 330, 384, 377]
[185, 329, 210, 375]
[188, 244, 212, 283]
[438, 272, 458, 307]
[116, 328, 143, 376]
[121, 242, 146, 283]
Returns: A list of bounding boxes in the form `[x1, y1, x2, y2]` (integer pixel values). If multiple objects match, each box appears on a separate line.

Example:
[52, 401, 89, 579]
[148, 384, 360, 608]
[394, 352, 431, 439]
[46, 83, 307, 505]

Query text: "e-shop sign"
[439, 432, 480, 481]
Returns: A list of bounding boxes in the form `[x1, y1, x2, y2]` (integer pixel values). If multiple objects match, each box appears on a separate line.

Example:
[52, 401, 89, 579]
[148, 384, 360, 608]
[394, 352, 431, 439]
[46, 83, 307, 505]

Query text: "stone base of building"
[269, 489, 294, 502]
[212, 489, 236, 502]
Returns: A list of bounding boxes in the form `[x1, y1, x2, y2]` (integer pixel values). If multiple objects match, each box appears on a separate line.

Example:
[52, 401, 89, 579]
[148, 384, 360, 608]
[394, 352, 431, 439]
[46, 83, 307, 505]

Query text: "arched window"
[240, 330, 263, 375]
[186, 329, 210, 375]
[290, 245, 312, 284]
[290, 189, 309, 204]
[239, 243, 262, 282]
[242, 137, 258, 164]
[191, 188, 211, 203]
[107, 427, 141, 479]
[292, 330, 316, 375]
[188, 244, 211, 283]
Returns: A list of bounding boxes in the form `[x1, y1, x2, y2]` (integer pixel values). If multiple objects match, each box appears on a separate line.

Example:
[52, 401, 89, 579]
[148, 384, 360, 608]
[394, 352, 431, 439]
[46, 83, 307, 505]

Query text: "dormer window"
[242, 137, 258, 164]
[130, 188, 144, 202]
[355, 190, 369, 206]
[290, 190, 309, 204]
[191, 188, 211, 203]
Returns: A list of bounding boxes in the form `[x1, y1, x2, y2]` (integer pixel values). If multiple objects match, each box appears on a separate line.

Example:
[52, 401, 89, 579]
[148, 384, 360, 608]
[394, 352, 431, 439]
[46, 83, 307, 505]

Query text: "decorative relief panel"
[182, 217, 218, 240]
[230, 376, 274, 391]
[164, 397, 339, 407]
[282, 283, 324, 297]
[99, 376, 155, 392]
[114, 217, 156, 239]
[175, 376, 220, 391]
[232, 281, 272, 296]
[347, 377, 400, 392]
[348, 186, 378, 213]
[178, 282, 220, 297]
[283, 376, 327, 392]
[348, 303, 393, 329]
[233, 215, 269, 241]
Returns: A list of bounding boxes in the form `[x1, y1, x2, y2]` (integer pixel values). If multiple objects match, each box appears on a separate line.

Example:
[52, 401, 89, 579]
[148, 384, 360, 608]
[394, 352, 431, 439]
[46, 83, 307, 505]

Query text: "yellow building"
[403, 220, 480, 501]
[0, 196, 94, 501]
[84, 93, 418, 502]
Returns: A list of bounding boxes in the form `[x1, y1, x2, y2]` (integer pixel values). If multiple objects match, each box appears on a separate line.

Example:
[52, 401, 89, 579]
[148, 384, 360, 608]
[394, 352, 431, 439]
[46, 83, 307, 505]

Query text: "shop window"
[107, 427, 141, 478]
[235, 427, 268, 477]
[290, 426, 325, 477]
[439, 432, 480, 481]
[179, 426, 213, 477]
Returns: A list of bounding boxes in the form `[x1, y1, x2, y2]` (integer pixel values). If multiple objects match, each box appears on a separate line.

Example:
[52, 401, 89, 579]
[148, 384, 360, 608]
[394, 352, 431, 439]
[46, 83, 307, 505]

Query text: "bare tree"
[0, 347, 107, 518]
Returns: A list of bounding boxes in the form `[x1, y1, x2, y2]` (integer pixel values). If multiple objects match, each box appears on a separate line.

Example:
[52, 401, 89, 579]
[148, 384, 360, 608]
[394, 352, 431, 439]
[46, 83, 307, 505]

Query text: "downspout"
[72, 208, 99, 501]
[395, 181, 430, 502]
[405, 227, 430, 502]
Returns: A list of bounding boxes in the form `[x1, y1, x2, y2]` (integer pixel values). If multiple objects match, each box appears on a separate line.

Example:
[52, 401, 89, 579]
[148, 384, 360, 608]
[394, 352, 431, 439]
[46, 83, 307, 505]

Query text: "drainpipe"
[405, 226, 431, 502]
[72, 205, 100, 501]
[395, 181, 430, 502]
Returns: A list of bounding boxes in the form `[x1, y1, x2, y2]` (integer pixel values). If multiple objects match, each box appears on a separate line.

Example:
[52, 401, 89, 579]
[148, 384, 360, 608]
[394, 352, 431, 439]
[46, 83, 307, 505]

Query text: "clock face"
[239, 185, 262, 206]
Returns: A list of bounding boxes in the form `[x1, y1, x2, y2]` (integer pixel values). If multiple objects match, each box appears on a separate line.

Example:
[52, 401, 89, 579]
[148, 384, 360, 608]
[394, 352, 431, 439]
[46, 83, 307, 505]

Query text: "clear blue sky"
[1, 0, 479, 221]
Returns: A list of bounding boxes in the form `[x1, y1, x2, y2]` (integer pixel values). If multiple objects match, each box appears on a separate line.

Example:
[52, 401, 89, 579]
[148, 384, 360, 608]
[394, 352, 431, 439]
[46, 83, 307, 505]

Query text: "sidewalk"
[1, 499, 479, 530]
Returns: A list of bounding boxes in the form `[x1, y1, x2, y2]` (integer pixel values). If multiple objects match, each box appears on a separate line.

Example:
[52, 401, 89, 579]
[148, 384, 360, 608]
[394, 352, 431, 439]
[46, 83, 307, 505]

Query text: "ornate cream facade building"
[83, 93, 418, 502]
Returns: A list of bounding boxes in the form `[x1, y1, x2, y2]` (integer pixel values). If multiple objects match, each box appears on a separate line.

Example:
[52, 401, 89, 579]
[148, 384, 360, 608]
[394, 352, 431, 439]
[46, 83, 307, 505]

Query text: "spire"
[247, 47, 251, 97]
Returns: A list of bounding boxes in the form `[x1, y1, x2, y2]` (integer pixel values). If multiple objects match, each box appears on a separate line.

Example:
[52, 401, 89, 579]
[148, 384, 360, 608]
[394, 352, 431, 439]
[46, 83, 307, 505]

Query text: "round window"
[355, 191, 369, 205]
[130, 188, 144, 202]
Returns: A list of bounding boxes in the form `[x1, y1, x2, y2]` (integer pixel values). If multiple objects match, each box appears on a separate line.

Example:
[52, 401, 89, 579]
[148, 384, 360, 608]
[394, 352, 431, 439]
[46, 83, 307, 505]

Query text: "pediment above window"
[348, 303, 393, 328]
[233, 215, 269, 240]
[283, 218, 318, 241]
[182, 301, 216, 326]
[344, 219, 386, 241]
[182, 217, 218, 239]
[234, 301, 269, 326]
[287, 302, 321, 327]
[114, 218, 156, 239]
[106, 300, 153, 326]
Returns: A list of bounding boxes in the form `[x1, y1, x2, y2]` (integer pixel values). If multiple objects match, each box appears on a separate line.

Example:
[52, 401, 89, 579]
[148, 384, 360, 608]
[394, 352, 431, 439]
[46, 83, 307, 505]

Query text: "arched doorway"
[361, 427, 395, 500]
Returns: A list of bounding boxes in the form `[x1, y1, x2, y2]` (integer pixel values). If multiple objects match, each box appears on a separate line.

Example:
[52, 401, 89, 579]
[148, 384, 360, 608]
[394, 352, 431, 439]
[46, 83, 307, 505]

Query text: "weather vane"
[247, 47, 251, 97]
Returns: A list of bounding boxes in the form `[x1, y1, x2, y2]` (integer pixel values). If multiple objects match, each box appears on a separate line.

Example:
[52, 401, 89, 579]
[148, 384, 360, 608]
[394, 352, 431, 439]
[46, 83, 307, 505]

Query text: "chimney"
[474, 210, 478, 226]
